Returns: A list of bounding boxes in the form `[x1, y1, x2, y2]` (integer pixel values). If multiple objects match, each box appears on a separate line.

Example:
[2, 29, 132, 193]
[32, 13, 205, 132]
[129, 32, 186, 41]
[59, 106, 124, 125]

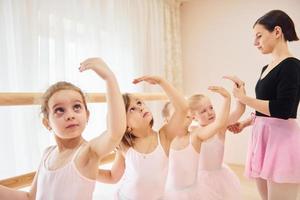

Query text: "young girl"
[97, 75, 189, 200]
[0, 57, 126, 200]
[188, 91, 244, 200]
[225, 10, 300, 200]
[163, 86, 242, 200]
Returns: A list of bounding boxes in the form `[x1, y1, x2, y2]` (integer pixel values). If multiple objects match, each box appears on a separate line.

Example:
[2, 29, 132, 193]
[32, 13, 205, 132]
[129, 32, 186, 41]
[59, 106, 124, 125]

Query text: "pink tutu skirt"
[164, 182, 219, 200]
[193, 164, 241, 200]
[245, 116, 300, 183]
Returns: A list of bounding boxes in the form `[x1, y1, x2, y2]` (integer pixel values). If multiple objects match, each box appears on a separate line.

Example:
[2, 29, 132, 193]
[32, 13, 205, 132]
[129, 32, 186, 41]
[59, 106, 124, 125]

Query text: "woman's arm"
[227, 115, 254, 134]
[235, 92, 270, 116]
[223, 75, 269, 116]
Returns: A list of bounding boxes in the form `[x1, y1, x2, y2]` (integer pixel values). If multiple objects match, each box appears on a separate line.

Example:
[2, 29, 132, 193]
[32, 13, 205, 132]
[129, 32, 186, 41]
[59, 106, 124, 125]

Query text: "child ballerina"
[96, 75, 189, 200]
[0, 57, 126, 200]
[188, 86, 245, 200]
[163, 86, 233, 200]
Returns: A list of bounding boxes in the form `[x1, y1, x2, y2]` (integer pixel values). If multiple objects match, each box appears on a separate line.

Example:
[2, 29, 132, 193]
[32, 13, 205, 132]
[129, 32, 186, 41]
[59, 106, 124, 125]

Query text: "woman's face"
[253, 24, 277, 54]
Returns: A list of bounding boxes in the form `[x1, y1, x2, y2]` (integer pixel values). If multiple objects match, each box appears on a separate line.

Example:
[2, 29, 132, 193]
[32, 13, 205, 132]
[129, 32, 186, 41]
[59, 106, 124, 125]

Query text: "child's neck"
[134, 126, 154, 138]
[55, 136, 84, 152]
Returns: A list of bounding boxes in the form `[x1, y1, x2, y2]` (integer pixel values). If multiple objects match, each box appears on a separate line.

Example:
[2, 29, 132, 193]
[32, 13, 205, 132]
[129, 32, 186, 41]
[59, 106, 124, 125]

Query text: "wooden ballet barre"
[0, 172, 36, 189]
[0, 92, 168, 106]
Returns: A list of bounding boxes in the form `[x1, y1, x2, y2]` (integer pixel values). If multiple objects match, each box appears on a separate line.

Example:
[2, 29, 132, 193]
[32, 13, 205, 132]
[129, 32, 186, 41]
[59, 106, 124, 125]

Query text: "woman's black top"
[255, 57, 300, 119]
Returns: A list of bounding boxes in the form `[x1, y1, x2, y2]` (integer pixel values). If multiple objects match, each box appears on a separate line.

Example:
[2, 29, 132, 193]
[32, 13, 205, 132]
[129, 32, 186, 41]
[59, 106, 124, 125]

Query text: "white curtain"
[0, 0, 183, 181]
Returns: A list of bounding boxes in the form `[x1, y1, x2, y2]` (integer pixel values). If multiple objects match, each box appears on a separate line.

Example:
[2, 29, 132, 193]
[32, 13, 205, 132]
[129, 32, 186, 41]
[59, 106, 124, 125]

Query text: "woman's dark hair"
[120, 93, 154, 148]
[254, 10, 299, 41]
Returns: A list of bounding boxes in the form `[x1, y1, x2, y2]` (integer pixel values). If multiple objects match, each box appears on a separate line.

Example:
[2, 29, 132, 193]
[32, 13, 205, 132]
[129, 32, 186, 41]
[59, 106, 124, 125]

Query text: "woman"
[225, 10, 300, 200]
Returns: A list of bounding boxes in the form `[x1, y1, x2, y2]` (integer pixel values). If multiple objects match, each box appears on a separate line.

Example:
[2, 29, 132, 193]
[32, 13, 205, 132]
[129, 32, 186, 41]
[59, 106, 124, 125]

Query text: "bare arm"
[237, 94, 270, 116]
[79, 58, 126, 159]
[0, 147, 51, 200]
[227, 115, 254, 134]
[223, 75, 270, 116]
[0, 172, 38, 200]
[97, 151, 125, 184]
[194, 86, 231, 141]
[227, 100, 246, 125]
[0, 185, 33, 200]
[133, 76, 188, 140]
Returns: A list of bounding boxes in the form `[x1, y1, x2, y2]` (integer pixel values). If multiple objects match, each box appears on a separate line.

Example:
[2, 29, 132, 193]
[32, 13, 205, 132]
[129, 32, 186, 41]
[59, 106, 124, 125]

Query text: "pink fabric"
[245, 116, 300, 183]
[117, 132, 168, 200]
[164, 134, 199, 200]
[194, 136, 241, 200]
[36, 145, 95, 200]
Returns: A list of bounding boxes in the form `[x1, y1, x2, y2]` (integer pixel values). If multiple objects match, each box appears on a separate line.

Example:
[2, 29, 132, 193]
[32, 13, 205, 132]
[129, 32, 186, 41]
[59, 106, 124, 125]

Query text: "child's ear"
[42, 118, 51, 130]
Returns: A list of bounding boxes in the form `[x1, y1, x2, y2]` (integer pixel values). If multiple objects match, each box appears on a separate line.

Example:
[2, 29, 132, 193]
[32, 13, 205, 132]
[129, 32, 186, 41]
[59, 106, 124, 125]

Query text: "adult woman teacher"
[225, 10, 300, 200]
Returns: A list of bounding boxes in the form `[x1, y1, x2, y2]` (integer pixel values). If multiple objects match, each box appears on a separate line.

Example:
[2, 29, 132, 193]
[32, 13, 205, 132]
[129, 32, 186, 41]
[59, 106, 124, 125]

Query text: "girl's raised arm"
[79, 57, 126, 160]
[133, 76, 188, 140]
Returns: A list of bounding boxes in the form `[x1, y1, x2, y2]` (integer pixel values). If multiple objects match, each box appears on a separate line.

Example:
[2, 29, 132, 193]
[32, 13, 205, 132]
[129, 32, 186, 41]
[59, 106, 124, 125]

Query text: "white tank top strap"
[71, 143, 84, 162]
[157, 131, 162, 146]
[43, 146, 56, 163]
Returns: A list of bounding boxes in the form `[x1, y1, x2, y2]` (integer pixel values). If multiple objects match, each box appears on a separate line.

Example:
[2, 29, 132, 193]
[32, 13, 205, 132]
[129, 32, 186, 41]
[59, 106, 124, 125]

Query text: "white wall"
[180, 0, 300, 165]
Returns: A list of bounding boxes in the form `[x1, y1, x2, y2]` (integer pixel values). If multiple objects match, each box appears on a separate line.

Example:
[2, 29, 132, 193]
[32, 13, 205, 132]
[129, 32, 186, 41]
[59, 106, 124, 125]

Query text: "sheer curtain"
[0, 0, 183, 181]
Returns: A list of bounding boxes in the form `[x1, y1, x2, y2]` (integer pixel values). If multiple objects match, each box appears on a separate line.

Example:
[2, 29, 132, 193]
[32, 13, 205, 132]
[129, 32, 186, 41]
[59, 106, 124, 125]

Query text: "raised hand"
[223, 75, 246, 100]
[132, 75, 163, 85]
[79, 57, 113, 80]
[232, 85, 246, 100]
[227, 122, 245, 134]
[208, 86, 230, 98]
[223, 75, 245, 88]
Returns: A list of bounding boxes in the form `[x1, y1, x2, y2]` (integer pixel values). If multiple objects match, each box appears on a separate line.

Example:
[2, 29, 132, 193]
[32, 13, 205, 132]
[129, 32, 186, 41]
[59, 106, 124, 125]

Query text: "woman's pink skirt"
[245, 116, 300, 183]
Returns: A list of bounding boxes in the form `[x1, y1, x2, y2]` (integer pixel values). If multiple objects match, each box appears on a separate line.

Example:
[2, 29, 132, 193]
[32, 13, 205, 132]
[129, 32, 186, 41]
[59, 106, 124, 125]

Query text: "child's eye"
[201, 109, 206, 114]
[73, 104, 82, 112]
[54, 107, 64, 114]
[129, 107, 136, 112]
[137, 101, 142, 106]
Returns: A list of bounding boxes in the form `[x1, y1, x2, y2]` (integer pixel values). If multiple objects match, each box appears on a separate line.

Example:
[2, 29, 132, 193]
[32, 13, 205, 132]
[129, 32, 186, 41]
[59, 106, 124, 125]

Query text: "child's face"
[193, 97, 215, 126]
[44, 89, 89, 139]
[126, 97, 153, 133]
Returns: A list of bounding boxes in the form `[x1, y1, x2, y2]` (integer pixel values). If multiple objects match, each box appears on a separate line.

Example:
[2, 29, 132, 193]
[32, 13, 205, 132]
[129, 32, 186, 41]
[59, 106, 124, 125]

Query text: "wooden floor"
[229, 164, 261, 200]
[229, 164, 300, 200]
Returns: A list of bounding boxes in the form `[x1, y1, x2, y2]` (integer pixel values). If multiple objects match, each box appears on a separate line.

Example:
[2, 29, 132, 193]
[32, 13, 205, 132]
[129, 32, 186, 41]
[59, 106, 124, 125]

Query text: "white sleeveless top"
[117, 132, 168, 200]
[165, 134, 199, 191]
[36, 145, 96, 200]
[198, 135, 224, 171]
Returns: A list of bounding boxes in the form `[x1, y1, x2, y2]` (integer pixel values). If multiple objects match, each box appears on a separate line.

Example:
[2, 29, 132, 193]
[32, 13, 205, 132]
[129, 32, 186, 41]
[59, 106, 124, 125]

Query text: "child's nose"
[65, 112, 75, 121]
[67, 116, 75, 120]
